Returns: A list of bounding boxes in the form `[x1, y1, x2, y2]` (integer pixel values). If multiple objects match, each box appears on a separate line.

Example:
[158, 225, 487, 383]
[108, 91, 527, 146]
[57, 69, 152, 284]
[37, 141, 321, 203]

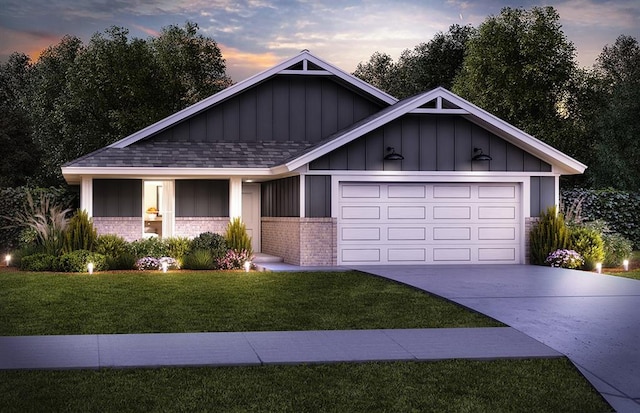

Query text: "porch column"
[80, 177, 93, 217]
[161, 180, 175, 238]
[229, 177, 242, 219]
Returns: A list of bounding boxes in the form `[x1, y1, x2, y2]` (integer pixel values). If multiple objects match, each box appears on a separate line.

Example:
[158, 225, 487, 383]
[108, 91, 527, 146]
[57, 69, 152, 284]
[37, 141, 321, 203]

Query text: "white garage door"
[338, 182, 521, 265]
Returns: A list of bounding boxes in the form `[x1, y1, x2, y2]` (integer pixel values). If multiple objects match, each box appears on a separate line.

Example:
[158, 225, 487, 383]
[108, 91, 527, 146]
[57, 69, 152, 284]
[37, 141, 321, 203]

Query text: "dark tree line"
[353, 7, 640, 191]
[0, 22, 232, 187]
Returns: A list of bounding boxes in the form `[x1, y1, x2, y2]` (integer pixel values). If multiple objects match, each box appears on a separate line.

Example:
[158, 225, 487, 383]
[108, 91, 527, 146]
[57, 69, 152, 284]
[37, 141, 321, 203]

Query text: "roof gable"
[109, 51, 397, 149]
[286, 87, 587, 175]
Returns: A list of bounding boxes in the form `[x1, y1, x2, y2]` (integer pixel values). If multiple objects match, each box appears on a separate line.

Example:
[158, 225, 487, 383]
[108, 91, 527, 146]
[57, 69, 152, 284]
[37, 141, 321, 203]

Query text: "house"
[62, 51, 586, 266]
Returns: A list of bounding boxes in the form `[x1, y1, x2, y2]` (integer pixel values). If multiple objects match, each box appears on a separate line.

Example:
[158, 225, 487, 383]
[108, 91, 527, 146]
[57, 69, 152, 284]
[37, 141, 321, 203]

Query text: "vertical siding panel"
[272, 77, 290, 142]
[530, 177, 541, 217]
[306, 80, 322, 141]
[289, 77, 306, 141]
[489, 134, 507, 171]
[239, 89, 257, 142]
[365, 129, 385, 170]
[306, 175, 331, 217]
[383, 120, 402, 172]
[337, 88, 354, 130]
[223, 98, 240, 141]
[401, 117, 420, 170]
[347, 138, 367, 170]
[523, 152, 542, 171]
[174, 121, 190, 142]
[321, 80, 338, 137]
[540, 177, 556, 212]
[437, 117, 455, 171]
[471, 124, 491, 172]
[190, 113, 207, 142]
[419, 116, 437, 170]
[506, 144, 524, 171]
[454, 118, 472, 171]
[207, 105, 224, 142]
[256, 82, 273, 141]
[329, 146, 348, 169]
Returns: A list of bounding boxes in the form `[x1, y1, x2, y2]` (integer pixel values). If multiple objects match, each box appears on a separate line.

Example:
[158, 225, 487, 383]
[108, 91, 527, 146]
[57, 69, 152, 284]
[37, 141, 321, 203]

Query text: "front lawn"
[0, 270, 501, 335]
[0, 359, 611, 412]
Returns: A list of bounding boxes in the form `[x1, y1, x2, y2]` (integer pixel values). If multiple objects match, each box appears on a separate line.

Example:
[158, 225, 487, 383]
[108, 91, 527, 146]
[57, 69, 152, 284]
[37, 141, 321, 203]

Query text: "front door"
[242, 183, 261, 253]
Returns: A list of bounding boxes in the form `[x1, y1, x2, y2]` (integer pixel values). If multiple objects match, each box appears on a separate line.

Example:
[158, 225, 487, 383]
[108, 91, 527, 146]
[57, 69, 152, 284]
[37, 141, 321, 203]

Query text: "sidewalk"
[0, 328, 561, 370]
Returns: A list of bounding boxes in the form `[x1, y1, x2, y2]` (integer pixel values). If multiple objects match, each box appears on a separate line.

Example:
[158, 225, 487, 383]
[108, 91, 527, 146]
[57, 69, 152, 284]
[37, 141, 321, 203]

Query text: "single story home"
[62, 50, 586, 266]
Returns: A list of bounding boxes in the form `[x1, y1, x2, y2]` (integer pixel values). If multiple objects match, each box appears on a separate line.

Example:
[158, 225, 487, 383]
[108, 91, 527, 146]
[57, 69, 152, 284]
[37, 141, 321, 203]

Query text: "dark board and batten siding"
[310, 115, 552, 173]
[262, 176, 300, 217]
[306, 176, 332, 218]
[153, 76, 383, 143]
[93, 179, 142, 217]
[175, 180, 229, 217]
[530, 177, 556, 217]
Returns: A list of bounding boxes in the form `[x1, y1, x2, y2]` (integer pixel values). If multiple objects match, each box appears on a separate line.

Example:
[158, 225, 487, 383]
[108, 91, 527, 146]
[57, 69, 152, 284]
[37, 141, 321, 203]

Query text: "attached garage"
[338, 182, 521, 265]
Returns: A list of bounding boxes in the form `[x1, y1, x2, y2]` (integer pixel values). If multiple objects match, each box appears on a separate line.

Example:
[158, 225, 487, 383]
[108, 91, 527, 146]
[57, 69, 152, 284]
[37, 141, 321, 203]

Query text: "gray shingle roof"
[64, 140, 317, 168]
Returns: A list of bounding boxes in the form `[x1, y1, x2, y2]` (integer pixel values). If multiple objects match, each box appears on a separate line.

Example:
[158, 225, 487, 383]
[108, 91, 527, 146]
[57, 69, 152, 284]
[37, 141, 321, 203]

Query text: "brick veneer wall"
[261, 217, 337, 266]
[93, 217, 142, 242]
[174, 217, 229, 238]
[524, 217, 539, 264]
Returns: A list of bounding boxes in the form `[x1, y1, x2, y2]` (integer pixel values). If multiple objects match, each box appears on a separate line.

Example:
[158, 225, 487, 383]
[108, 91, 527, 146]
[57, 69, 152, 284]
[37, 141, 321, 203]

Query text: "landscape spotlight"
[5, 254, 10, 267]
[162, 261, 168, 273]
[244, 261, 251, 273]
[623, 259, 629, 272]
[87, 262, 94, 274]
[595, 262, 602, 274]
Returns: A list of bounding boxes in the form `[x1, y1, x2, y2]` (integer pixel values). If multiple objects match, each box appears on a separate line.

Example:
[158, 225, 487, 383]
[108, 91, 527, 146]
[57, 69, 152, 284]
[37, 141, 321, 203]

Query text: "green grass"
[604, 251, 640, 280]
[0, 270, 501, 335]
[0, 359, 612, 413]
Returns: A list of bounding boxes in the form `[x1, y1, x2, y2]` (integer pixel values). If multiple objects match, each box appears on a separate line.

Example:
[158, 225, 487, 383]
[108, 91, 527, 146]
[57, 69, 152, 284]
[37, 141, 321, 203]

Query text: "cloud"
[0, 26, 60, 62]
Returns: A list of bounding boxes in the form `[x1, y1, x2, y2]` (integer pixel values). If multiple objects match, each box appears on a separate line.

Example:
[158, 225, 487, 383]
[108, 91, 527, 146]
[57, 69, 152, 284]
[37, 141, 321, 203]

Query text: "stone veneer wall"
[261, 217, 337, 266]
[524, 216, 539, 264]
[174, 217, 230, 238]
[93, 217, 142, 242]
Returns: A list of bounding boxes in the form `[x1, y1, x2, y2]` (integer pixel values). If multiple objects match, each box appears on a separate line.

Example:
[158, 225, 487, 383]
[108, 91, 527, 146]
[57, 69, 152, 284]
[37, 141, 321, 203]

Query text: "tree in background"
[2, 22, 232, 187]
[353, 25, 474, 98]
[452, 7, 576, 154]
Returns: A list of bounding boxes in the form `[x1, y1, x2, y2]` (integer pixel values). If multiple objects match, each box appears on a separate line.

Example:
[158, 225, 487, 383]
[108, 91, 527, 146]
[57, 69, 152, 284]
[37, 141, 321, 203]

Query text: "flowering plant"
[545, 249, 584, 269]
[135, 256, 160, 270]
[217, 249, 254, 270]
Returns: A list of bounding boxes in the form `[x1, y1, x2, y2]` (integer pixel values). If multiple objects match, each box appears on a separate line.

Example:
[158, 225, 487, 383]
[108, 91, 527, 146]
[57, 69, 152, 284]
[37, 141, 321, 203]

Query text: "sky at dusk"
[1, 0, 639, 82]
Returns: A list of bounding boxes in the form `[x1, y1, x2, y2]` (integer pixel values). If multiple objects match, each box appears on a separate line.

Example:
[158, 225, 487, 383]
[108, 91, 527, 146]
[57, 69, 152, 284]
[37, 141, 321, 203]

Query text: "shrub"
[165, 237, 192, 263]
[130, 237, 169, 258]
[106, 252, 137, 271]
[561, 188, 640, 248]
[545, 249, 584, 269]
[529, 207, 571, 265]
[182, 249, 216, 270]
[217, 249, 254, 270]
[569, 227, 605, 271]
[95, 234, 131, 257]
[63, 209, 97, 253]
[135, 256, 160, 271]
[56, 250, 107, 272]
[190, 232, 227, 259]
[602, 232, 633, 267]
[19, 253, 56, 271]
[225, 218, 253, 256]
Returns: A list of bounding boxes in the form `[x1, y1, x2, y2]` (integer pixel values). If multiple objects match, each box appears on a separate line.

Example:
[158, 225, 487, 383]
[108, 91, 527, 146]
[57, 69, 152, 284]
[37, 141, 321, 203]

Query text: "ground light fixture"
[161, 261, 168, 273]
[5, 254, 10, 267]
[244, 261, 251, 272]
[595, 262, 602, 274]
[623, 259, 629, 272]
[87, 262, 94, 274]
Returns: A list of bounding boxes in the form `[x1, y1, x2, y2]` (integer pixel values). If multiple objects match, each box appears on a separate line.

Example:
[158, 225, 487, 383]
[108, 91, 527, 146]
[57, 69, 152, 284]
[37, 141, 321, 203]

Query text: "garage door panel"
[388, 206, 426, 219]
[338, 182, 520, 265]
[479, 248, 516, 261]
[433, 206, 471, 220]
[388, 227, 426, 240]
[342, 227, 380, 241]
[433, 227, 471, 240]
[342, 206, 380, 219]
[434, 248, 471, 262]
[478, 206, 516, 220]
[388, 248, 426, 262]
[342, 249, 380, 262]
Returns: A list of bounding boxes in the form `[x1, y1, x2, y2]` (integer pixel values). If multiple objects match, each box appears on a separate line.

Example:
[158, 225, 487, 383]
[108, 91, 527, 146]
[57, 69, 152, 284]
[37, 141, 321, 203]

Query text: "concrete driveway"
[352, 265, 640, 413]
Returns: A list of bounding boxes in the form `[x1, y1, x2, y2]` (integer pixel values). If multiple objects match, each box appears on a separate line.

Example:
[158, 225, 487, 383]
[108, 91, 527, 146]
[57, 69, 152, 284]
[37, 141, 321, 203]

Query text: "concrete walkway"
[353, 265, 640, 413]
[0, 327, 560, 370]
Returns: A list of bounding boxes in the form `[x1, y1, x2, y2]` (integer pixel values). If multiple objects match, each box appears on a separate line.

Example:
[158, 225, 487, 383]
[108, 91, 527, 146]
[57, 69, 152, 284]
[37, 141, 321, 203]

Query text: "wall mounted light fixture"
[472, 147, 492, 161]
[384, 146, 404, 161]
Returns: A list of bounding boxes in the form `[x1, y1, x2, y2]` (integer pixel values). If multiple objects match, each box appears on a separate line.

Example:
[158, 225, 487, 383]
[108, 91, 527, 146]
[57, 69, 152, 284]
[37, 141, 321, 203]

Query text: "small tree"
[530, 206, 571, 265]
